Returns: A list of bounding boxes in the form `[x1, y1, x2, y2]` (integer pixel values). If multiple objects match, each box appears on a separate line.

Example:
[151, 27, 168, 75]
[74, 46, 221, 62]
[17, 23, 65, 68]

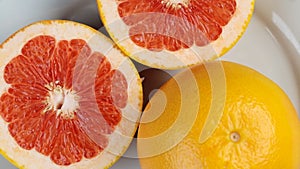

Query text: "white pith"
[161, 0, 189, 8]
[0, 21, 142, 169]
[98, 0, 254, 69]
[44, 82, 79, 119]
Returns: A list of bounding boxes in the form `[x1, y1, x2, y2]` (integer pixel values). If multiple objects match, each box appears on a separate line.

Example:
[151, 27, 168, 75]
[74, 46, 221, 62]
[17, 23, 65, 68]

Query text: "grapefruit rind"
[0, 20, 142, 169]
[97, 0, 255, 69]
[212, 0, 255, 61]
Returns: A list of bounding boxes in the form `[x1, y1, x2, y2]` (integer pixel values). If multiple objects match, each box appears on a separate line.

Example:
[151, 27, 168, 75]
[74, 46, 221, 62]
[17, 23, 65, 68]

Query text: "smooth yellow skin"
[138, 61, 300, 169]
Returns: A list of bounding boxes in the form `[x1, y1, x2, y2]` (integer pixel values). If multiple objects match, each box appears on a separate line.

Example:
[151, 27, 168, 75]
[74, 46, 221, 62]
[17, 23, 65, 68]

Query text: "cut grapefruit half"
[0, 20, 142, 169]
[97, 0, 255, 69]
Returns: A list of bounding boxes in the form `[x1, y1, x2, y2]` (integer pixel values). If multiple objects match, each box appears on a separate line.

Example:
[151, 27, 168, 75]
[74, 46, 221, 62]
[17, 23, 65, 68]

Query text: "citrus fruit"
[137, 61, 300, 168]
[0, 20, 142, 169]
[97, 0, 255, 69]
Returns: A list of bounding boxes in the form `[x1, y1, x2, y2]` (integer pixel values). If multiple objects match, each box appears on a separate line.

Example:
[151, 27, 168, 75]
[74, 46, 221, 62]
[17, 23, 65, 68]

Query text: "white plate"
[0, 0, 299, 168]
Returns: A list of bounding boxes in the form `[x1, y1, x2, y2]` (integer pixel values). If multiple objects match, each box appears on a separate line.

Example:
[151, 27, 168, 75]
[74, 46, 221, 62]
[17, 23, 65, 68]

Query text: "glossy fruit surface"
[138, 61, 300, 169]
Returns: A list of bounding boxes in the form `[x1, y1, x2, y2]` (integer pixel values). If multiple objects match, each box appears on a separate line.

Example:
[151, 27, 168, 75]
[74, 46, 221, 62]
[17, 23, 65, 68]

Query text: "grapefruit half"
[97, 0, 255, 69]
[0, 20, 142, 169]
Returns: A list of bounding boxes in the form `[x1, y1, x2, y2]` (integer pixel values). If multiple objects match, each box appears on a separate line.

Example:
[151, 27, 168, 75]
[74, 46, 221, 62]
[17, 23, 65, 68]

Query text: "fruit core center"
[45, 82, 79, 119]
[230, 131, 240, 143]
[161, 0, 190, 8]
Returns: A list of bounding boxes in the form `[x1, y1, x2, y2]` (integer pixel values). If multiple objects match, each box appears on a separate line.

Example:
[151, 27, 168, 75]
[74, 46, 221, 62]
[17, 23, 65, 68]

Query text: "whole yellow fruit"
[138, 61, 300, 169]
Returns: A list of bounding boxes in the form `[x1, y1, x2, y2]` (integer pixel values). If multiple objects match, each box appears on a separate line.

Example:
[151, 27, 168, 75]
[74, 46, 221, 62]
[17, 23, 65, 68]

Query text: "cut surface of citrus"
[97, 0, 255, 69]
[0, 20, 142, 169]
[138, 61, 300, 168]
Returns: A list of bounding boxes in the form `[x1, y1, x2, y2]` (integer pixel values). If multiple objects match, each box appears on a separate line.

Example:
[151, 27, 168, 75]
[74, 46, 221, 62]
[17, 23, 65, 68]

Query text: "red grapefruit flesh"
[97, 0, 255, 68]
[118, 0, 236, 51]
[0, 20, 142, 169]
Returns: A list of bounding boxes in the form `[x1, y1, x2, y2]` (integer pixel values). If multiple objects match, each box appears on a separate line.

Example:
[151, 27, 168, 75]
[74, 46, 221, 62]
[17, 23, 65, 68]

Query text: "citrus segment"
[1, 35, 124, 165]
[118, 0, 236, 51]
[0, 20, 142, 169]
[97, 0, 254, 68]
